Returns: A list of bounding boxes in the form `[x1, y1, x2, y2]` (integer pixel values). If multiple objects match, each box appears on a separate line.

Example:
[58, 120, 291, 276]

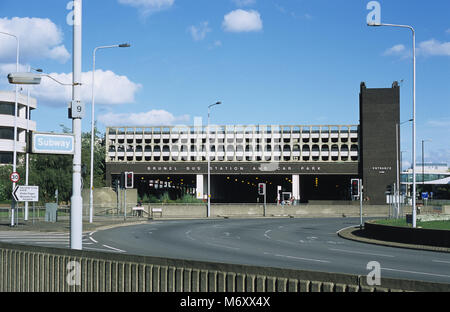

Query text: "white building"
[0, 91, 37, 164]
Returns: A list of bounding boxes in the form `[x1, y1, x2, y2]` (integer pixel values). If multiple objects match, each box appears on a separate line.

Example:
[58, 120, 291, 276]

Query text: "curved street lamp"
[207, 101, 222, 218]
[89, 43, 131, 224]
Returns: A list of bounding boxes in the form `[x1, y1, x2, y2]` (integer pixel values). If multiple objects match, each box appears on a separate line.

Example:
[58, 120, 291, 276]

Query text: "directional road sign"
[31, 132, 75, 155]
[13, 185, 39, 202]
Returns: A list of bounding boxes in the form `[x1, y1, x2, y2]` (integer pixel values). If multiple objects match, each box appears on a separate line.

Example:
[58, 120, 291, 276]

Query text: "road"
[87, 217, 450, 284]
[1, 217, 449, 284]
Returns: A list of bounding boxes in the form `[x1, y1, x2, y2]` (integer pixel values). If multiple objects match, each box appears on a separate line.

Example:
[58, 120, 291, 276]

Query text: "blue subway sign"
[31, 132, 75, 155]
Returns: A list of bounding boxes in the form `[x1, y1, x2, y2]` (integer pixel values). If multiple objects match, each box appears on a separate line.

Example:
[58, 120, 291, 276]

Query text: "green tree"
[81, 123, 106, 189]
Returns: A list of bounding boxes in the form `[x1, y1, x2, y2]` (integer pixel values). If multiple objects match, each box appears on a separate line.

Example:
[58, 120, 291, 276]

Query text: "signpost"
[258, 183, 266, 217]
[31, 132, 75, 155]
[13, 185, 39, 202]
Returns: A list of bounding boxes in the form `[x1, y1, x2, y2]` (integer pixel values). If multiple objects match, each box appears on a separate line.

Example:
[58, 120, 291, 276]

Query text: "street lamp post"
[89, 43, 130, 224]
[0, 31, 19, 227]
[421, 139, 431, 196]
[396, 119, 413, 218]
[207, 101, 221, 218]
[368, 22, 417, 228]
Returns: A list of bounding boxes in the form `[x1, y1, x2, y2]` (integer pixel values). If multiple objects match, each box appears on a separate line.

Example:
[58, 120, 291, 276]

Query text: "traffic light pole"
[359, 179, 363, 230]
[264, 190, 266, 217]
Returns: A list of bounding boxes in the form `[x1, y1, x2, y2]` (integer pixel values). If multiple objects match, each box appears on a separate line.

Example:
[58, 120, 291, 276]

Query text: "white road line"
[89, 236, 98, 244]
[336, 225, 359, 234]
[102, 244, 126, 253]
[275, 254, 330, 264]
[432, 259, 450, 264]
[328, 248, 395, 258]
[264, 230, 272, 239]
[205, 241, 240, 251]
[382, 267, 450, 279]
[185, 230, 195, 241]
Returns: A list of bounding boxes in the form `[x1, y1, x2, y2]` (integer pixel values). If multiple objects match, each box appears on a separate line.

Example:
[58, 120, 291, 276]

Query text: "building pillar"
[292, 174, 300, 204]
[196, 174, 206, 200]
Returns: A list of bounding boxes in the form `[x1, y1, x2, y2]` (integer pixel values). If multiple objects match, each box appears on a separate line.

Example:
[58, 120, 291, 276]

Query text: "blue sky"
[0, 0, 449, 167]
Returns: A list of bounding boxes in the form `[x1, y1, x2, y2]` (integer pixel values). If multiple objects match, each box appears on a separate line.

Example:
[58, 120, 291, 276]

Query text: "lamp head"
[119, 43, 131, 48]
[7, 72, 42, 85]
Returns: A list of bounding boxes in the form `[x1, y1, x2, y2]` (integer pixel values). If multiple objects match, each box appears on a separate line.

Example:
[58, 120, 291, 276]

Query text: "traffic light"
[112, 179, 118, 193]
[385, 184, 393, 195]
[351, 179, 360, 196]
[258, 183, 266, 195]
[125, 171, 134, 189]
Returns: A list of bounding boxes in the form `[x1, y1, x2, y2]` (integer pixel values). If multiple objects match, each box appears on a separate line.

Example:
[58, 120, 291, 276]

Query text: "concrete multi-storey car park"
[105, 82, 400, 205]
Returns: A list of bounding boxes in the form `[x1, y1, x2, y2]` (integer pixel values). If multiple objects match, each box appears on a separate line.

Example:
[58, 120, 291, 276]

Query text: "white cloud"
[188, 21, 211, 41]
[118, 0, 174, 15]
[0, 68, 141, 106]
[418, 39, 450, 56]
[383, 44, 406, 56]
[0, 17, 70, 63]
[98, 109, 190, 126]
[446, 29, 450, 34]
[222, 9, 263, 33]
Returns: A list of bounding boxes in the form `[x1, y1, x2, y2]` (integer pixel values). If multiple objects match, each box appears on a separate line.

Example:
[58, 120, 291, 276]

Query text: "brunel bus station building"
[105, 82, 400, 205]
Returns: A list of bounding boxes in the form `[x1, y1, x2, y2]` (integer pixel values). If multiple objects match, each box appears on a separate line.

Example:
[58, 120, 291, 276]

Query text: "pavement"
[0, 216, 149, 233]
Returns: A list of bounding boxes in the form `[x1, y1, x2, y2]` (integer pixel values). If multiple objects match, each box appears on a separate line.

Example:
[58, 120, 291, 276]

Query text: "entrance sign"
[32, 132, 75, 155]
[13, 185, 39, 202]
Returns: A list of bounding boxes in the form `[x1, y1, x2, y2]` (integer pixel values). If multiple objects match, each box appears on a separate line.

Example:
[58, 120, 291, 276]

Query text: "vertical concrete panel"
[0, 250, 4, 292]
[200, 270, 208, 292]
[226, 272, 236, 292]
[322, 282, 334, 292]
[160, 266, 168, 292]
[347, 285, 359, 292]
[276, 278, 287, 292]
[235, 273, 245, 292]
[299, 280, 310, 292]
[111, 262, 118, 292]
[335, 283, 347, 292]
[246, 275, 255, 292]
[118, 262, 125, 292]
[98, 260, 105, 292]
[310, 281, 322, 292]
[137, 264, 144, 292]
[175, 268, 183, 292]
[168, 266, 176, 292]
[217, 272, 226, 292]
[208, 271, 217, 292]
[191, 269, 200, 292]
[152, 266, 160, 292]
[145, 265, 152, 292]
[266, 277, 276, 292]
[288, 279, 298, 292]
[105, 261, 112, 292]
[256, 275, 265, 292]
[183, 268, 192, 292]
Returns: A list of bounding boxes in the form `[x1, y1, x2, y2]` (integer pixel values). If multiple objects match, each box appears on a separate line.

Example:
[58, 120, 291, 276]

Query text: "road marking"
[102, 244, 126, 253]
[205, 241, 240, 251]
[264, 229, 272, 239]
[432, 259, 450, 264]
[382, 267, 450, 279]
[275, 254, 330, 264]
[336, 225, 359, 234]
[185, 230, 195, 241]
[328, 248, 395, 258]
[89, 236, 98, 244]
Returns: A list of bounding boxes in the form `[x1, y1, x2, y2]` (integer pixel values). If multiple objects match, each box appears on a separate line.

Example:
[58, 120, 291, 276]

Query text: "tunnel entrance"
[112, 173, 355, 203]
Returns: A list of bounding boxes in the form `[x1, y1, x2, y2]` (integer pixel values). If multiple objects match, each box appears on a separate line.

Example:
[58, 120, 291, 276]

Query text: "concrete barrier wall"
[145, 204, 390, 219]
[1, 242, 449, 292]
[364, 221, 450, 248]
